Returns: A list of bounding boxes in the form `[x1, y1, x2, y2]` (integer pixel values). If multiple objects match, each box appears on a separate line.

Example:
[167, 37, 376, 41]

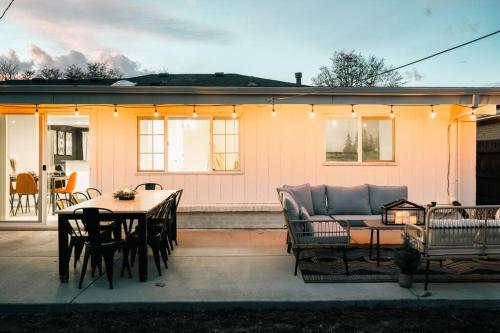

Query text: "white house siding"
[88, 104, 474, 207]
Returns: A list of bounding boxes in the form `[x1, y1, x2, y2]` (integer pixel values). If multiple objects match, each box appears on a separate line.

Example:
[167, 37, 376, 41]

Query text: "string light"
[272, 103, 276, 117]
[232, 105, 237, 119]
[309, 104, 315, 118]
[154, 104, 158, 117]
[74, 104, 79, 116]
[390, 104, 395, 118]
[113, 104, 118, 117]
[192, 105, 198, 118]
[430, 104, 436, 118]
[34, 104, 39, 117]
[351, 104, 356, 117]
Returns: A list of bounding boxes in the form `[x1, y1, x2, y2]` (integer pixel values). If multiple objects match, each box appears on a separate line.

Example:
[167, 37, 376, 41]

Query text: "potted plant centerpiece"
[394, 235, 421, 288]
[113, 188, 137, 200]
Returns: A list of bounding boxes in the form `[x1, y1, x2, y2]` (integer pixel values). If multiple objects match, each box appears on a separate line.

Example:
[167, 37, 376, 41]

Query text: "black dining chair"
[86, 187, 102, 199]
[171, 189, 183, 246]
[71, 191, 89, 204]
[134, 183, 163, 191]
[123, 197, 175, 277]
[76, 208, 130, 289]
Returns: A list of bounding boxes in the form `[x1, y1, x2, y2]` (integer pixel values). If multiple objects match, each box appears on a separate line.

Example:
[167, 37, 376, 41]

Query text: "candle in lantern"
[409, 215, 417, 225]
[395, 211, 404, 224]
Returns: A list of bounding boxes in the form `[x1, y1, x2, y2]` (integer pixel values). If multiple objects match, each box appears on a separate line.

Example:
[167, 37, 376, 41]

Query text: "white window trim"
[137, 117, 166, 172]
[137, 115, 242, 174]
[323, 115, 396, 166]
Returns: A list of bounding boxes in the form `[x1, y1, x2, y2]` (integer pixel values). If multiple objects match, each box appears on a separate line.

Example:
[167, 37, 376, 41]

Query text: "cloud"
[9, 0, 233, 51]
[1, 45, 152, 77]
[405, 68, 424, 82]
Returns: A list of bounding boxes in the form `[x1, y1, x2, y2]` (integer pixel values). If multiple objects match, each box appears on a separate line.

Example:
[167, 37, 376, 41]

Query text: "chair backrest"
[9, 179, 15, 194]
[86, 187, 102, 199]
[65, 172, 78, 192]
[74, 207, 114, 246]
[16, 173, 37, 195]
[56, 198, 73, 210]
[174, 189, 183, 210]
[72, 191, 89, 204]
[135, 183, 163, 191]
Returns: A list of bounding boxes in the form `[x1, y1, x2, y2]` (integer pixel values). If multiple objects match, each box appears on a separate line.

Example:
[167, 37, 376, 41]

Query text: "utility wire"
[0, 0, 14, 21]
[366, 28, 500, 80]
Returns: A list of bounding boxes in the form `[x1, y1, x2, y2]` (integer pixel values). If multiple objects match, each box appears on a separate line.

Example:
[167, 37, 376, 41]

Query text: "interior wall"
[6, 115, 38, 174]
[88, 104, 466, 207]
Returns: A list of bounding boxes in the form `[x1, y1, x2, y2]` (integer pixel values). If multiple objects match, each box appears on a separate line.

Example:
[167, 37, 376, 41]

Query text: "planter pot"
[398, 273, 413, 288]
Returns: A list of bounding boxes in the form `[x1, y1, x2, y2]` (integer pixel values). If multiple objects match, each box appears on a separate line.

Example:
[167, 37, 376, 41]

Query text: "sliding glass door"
[0, 114, 42, 222]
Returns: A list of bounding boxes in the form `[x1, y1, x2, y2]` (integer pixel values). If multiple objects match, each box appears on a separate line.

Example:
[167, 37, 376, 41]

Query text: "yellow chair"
[54, 172, 77, 201]
[15, 173, 38, 216]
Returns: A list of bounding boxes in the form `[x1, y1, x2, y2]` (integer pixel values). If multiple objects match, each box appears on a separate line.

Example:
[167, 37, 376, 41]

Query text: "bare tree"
[86, 61, 122, 79]
[39, 67, 63, 80]
[64, 64, 85, 80]
[21, 69, 35, 80]
[0, 58, 19, 81]
[312, 51, 404, 87]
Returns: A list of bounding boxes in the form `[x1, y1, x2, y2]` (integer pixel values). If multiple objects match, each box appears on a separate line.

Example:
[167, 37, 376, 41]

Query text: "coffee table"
[364, 220, 405, 266]
[335, 219, 406, 266]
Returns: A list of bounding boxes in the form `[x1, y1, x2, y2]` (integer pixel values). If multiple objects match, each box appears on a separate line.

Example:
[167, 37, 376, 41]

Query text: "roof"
[1, 73, 299, 88]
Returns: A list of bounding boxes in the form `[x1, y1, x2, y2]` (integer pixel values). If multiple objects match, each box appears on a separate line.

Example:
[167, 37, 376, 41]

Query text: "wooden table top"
[56, 190, 178, 215]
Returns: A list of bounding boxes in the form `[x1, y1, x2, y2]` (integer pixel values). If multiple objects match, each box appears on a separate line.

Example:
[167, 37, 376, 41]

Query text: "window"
[212, 119, 240, 171]
[138, 118, 165, 171]
[325, 117, 394, 163]
[167, 118, 211, 172]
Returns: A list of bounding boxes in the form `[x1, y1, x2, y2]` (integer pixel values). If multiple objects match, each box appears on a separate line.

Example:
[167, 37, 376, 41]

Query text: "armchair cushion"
[368, 185, 408, 214]
[326, 185, 371, 215]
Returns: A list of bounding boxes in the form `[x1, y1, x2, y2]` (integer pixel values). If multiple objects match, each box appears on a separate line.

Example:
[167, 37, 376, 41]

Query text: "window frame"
[211, 117, 241, 172]
[137, 116, 166, 172]
[136, 115, 242, 174]
[323, 115, 395, 165]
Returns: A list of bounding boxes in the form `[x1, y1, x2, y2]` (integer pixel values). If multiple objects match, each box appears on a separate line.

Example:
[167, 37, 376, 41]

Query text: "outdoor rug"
[299, 246, 500, 283]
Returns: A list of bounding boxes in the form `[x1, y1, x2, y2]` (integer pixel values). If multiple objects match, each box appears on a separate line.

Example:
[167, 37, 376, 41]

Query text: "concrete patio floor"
[1, 229, 500, 311]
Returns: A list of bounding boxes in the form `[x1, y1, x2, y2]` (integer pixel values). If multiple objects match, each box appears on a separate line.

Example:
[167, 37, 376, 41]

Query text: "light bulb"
[470, 112, 476, 120]
[35, 104, 39, 117]
[113, 104, 118, 117]
[192, 105, 198, 118]
[74, 104, 79, 116]
[390, 105, 395, 118]
[154, 104, 158, 117]
[272, 104, 276, 117]
[309, 104, 315, 118]
[232, 105, 237, 119]
[429, 105, 436, 118]
[351, 104, 356, 117]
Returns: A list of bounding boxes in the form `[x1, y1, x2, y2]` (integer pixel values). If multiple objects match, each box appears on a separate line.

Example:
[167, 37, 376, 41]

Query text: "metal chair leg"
[294, 248, 301, 276]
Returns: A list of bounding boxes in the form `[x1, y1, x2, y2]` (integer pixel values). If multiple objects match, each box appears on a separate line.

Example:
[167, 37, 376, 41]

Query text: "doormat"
[299, 247, 500, 283]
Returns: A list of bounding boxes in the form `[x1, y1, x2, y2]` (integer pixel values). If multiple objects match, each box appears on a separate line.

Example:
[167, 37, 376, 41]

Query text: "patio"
[1, 229, 500, 311]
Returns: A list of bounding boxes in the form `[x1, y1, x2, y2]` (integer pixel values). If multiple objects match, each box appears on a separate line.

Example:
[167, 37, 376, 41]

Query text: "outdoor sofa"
[405, 205, 500, 290]
[277, 183, 408, 275]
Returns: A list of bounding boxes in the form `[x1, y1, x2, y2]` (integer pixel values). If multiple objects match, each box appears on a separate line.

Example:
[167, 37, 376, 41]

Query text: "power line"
[0, 0, 14, 21]
[366, 28, 500, 81]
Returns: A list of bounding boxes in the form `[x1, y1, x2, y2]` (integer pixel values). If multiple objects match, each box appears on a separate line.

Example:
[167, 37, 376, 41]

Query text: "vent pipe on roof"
[295, 72, 302, 86]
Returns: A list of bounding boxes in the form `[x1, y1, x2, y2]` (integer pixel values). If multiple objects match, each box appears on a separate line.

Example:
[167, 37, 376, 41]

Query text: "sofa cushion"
[281, 192, 300, 221]
[368, 185, 408, 214]
[326, 185, 371, 215]
[332, 215, 381, 221]
[283, 183, 314, 215]
[311, 185, 327, 215]
[300, 206, 311, 220]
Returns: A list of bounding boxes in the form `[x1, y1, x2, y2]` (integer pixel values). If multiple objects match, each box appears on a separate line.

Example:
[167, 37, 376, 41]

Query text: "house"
[0, 72, 499, 227]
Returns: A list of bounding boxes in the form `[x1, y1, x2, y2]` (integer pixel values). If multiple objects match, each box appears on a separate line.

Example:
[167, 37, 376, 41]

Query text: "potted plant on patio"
[394, 235, 421, 288]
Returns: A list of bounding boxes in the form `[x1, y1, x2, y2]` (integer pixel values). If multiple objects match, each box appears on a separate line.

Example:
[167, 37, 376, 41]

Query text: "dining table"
[56, 189, 178, 283]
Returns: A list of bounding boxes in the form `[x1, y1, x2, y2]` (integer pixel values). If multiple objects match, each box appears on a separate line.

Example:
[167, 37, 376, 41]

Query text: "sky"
[0, 0, 499, 86]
